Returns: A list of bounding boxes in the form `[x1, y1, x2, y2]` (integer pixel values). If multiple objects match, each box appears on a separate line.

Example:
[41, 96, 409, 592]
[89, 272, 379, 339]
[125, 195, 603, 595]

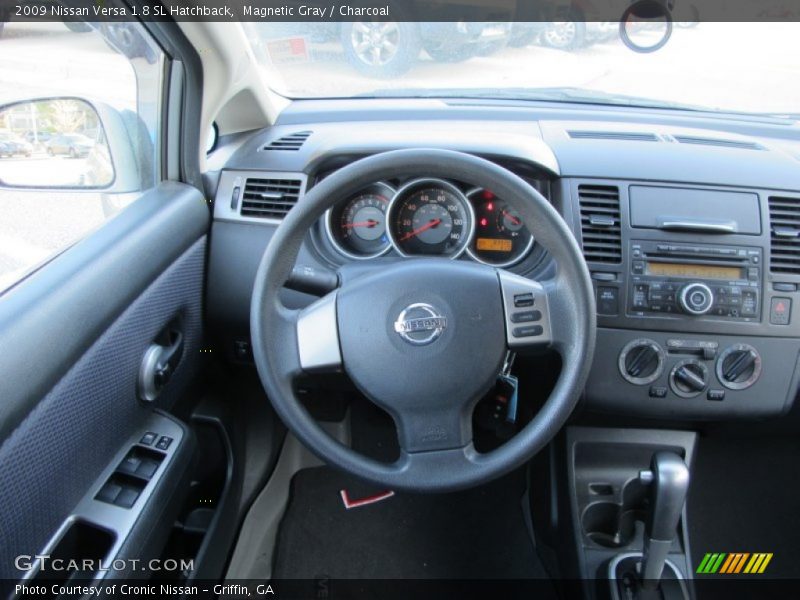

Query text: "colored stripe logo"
[696, 552, 773, 574]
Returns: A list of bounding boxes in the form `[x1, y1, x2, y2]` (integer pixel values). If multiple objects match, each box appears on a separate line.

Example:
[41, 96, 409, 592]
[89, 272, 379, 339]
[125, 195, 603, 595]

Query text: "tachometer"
[387, 179, 474, 258]
[467, 189, 535, 267]
[326, 182, 394, 259]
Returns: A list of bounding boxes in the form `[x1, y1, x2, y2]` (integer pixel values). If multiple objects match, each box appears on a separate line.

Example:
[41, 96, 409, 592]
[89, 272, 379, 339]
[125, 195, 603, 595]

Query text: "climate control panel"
[590, 330, 799, 419]
[615, 337, 767, 403]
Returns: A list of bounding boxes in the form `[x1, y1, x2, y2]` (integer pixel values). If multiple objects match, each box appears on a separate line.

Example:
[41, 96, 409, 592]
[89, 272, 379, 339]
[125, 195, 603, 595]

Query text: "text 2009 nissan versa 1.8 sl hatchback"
[1, 3, 800, 599]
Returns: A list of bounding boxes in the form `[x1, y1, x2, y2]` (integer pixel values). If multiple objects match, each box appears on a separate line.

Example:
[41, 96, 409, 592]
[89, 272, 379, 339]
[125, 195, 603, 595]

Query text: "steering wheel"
[251, 149, 596, 492]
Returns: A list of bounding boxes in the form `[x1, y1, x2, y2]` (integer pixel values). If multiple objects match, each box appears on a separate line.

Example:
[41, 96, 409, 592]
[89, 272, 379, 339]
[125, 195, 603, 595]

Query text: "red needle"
[344, 219, 379, 229]
[502, 211, 522, 226]
[400, 218, 441, 241]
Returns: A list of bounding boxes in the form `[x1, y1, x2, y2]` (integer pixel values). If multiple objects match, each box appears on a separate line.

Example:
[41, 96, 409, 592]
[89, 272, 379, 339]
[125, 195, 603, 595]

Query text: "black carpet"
[688, 434, 800, 580]
[272, 466, 554, 587]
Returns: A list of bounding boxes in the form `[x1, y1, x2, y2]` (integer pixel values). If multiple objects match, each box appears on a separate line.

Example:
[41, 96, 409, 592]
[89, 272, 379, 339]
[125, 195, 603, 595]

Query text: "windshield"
[245, 22, 798, 116]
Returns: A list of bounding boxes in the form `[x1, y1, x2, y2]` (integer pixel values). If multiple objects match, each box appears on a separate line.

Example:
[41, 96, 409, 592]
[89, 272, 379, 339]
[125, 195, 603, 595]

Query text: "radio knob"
[679, 283, 714, 315]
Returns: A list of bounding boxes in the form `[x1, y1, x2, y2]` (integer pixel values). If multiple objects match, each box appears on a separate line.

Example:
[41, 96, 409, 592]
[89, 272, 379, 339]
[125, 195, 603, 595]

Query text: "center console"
[569, 181, 800, 420]
[567, 427, 696, 599]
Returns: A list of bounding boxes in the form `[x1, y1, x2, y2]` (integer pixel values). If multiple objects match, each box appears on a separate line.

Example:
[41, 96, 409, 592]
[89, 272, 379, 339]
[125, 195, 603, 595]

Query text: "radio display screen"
[646, 262, 743, 280]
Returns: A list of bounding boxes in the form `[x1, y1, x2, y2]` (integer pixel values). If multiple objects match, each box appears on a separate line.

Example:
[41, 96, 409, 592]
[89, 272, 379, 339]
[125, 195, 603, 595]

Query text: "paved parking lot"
[263, 22, 800, 115]
[0, 21, 798, 292]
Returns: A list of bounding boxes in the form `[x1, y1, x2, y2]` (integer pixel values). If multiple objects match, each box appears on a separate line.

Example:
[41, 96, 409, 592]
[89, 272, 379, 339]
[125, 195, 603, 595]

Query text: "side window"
[0, 21, 164, 294]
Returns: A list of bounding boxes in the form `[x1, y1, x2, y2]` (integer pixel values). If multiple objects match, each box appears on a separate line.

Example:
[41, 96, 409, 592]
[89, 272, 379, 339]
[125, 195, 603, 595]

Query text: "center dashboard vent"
[568, 130, 659, 142]
[241, 178, 303, 219]
[578, 184, 622, 264]
[768, 196, 800, 274]
[261, 131, 312, 152]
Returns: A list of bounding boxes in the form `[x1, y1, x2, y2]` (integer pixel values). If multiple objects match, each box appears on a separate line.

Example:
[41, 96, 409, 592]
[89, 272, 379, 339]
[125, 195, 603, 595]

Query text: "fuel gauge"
[467, 189, 535, 267]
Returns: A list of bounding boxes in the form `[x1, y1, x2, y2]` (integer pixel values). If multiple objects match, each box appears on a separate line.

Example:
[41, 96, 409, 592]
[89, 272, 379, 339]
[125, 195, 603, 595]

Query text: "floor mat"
[273, 465, 554, 585]
[688, 434, 800, 579]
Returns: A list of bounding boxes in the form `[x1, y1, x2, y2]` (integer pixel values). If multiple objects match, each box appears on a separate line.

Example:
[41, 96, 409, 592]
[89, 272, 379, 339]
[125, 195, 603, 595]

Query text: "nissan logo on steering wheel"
[393, 303, 447, 346]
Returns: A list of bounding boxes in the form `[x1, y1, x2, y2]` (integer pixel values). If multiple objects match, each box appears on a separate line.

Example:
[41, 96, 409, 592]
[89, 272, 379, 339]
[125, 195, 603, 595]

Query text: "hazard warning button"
[770, 297, 792, 325]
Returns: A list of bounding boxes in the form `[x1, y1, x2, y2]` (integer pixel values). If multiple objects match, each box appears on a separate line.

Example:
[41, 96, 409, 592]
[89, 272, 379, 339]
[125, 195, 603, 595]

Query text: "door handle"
[138, 321, 184, 402]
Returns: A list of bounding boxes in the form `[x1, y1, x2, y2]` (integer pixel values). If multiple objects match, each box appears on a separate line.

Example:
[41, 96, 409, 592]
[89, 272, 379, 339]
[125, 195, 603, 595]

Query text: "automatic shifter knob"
[638, 452, 690, 587]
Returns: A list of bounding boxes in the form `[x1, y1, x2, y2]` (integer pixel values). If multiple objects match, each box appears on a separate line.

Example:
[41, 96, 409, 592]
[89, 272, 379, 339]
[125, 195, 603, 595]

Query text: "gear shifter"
[638, 452, 690, 588]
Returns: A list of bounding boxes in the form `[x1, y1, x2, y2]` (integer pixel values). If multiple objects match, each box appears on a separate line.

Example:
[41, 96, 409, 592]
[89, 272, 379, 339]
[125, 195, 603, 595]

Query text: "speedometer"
[387, 179, 474, 258]
[326, 182, 394, 259]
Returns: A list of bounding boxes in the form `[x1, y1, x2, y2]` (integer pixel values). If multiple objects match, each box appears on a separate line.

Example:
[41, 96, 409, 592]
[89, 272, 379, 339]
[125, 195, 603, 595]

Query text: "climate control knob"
[679, 283, 714, 315]
[619, 339, 665, 385]
[717, 344, 761, 390]
[669, 360, 708, 398]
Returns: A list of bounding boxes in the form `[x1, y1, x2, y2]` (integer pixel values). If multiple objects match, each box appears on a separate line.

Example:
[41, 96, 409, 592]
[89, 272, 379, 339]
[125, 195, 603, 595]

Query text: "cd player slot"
[645, 254, 747, 265]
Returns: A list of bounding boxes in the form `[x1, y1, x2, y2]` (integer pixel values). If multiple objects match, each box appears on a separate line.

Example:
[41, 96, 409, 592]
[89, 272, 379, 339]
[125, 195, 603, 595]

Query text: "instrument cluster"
[324, 177, 540, 268]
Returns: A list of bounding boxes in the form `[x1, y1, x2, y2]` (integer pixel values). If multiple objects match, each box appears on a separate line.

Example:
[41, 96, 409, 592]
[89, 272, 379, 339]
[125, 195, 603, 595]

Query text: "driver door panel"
[0, 183, 208, 587]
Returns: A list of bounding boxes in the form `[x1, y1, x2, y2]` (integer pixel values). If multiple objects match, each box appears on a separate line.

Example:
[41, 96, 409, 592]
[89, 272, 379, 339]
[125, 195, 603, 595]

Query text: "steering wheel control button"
[770, 297, 792, 325]
[669, 359, 708, 398]
[679, 283, 714, 315]
[716, 343, 762, 390]
[510, 310, 541, 323]
[649, 386, 668, 399]
[155, 436, 173, 451]
[512, 325, 543, 338]
[393, 303, 447, 346]
[499, 272, 552, 350]
[618, 339, 665, 385]
[707, 389, 726, 401]
[139, 432, 157, 446]
[513, 292, 534, 307]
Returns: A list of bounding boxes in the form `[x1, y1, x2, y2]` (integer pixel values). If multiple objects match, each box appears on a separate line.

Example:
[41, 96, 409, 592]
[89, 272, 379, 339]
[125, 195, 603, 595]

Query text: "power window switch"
[136, 459, 160, 480]
[96, 482, 122, 505]
[114, 488, 140, 509]
[155, 436, 173, 451]
[117, 455, 142, 476]
[140, 432, 157, 446]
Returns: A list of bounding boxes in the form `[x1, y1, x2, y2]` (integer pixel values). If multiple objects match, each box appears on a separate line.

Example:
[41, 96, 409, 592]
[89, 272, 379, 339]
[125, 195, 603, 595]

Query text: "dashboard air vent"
[578, 184, 622, 264]
[241, 178, 302, 219]
[568, 130, 659, 142]
[261, 131, 312, 152]
[768, 196, 800, 274]
[673, 135, 765, 151]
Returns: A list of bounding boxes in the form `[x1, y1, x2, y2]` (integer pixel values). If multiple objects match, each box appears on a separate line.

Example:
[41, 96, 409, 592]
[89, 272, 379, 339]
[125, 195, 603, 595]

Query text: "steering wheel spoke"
[392, 404, 474, 454]
[295, 292, 343, 373]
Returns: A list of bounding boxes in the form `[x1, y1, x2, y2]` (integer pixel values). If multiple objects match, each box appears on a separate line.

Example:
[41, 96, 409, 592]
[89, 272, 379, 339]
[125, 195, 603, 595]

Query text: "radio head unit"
[629, 241, 762, 321]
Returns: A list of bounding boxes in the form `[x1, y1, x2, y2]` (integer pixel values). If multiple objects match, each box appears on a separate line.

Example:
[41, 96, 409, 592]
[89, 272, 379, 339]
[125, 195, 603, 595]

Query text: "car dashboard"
[206, 99, 800, 423]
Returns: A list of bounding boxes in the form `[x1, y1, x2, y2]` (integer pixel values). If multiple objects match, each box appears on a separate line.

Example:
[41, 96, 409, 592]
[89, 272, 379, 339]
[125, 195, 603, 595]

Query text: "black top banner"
[1, 0, 799, 23]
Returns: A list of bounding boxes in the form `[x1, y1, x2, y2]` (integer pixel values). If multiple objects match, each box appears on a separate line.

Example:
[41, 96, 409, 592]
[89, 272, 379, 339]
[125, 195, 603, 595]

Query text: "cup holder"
[581, 478, 649, 548]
